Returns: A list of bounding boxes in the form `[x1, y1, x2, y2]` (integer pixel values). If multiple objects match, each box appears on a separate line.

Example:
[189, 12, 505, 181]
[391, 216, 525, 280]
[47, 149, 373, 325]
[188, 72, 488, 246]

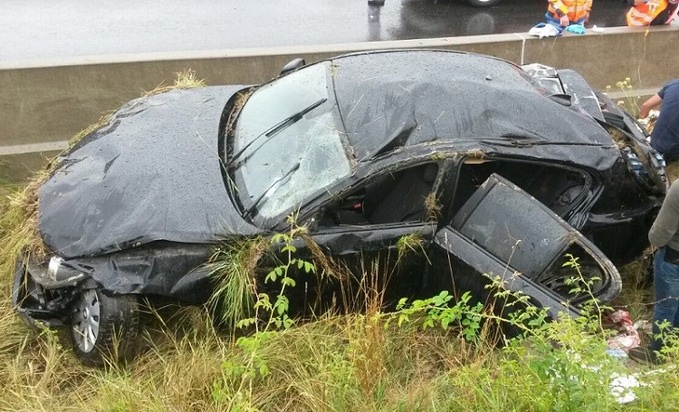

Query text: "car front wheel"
[466, 0, 500, 7]
[70, 288, 140, 366]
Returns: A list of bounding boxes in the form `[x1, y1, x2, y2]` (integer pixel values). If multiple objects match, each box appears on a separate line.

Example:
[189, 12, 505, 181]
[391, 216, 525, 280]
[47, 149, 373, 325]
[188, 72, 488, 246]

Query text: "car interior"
[453, 159, 587, 218]
[318, 163, 439, 226]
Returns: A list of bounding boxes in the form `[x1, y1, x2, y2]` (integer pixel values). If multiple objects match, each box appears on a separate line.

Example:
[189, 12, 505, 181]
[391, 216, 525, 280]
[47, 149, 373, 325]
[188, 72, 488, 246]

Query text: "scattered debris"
[606, 309, 641, 352]
[528, 22, 561, 38]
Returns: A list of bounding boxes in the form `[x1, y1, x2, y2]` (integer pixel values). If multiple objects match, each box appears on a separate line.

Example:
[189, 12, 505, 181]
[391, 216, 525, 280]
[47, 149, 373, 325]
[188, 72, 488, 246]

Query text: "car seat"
[364, 164, 438, 224]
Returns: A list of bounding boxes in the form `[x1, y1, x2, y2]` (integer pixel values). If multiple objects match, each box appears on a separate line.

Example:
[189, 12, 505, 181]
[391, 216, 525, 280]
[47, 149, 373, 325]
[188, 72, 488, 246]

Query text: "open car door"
[435, 173, 621, 319]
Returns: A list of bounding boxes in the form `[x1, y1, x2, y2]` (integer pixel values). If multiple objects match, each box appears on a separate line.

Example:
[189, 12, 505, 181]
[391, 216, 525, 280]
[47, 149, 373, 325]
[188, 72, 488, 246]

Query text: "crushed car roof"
[330, 50, 617, 164]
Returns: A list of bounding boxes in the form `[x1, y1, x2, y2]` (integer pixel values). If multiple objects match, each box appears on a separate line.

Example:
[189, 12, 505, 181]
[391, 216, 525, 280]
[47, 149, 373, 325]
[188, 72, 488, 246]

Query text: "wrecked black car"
[12, 49, 666, 365]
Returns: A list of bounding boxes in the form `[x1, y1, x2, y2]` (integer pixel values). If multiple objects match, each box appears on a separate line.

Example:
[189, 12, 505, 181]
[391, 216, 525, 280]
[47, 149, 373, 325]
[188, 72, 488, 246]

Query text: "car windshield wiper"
[243, 162, 301, 219]
[227, 98, 327, 169]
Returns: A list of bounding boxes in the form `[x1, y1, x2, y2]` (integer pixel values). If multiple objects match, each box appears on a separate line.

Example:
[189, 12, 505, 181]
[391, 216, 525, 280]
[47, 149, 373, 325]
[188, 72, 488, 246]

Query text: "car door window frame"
[438, 173, 620, 317]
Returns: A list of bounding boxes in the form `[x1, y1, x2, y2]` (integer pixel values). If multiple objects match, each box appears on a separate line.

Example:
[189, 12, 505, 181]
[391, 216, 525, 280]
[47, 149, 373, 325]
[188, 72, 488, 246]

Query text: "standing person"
[546, 0, 592, 31]
[629, 179, 679, 364]
[626, 0, 679, 26]
[639, 79, 679, 162]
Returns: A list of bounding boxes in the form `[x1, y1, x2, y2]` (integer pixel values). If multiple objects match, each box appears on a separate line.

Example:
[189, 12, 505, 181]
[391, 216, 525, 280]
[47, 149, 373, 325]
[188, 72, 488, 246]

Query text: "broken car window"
[534, 243, 607, 304]
[454, 159, 586, 217]
[318, 164, 438, 226]
[230, 63, 351, 220]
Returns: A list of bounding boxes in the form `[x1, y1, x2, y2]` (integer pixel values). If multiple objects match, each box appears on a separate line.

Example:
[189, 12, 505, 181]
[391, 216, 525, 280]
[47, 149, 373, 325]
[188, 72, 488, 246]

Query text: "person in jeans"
[639, 79, 679, 162]
[629, 179, 679, 364]
[546, 0, 592, 31]
[529, 0, 592, 37]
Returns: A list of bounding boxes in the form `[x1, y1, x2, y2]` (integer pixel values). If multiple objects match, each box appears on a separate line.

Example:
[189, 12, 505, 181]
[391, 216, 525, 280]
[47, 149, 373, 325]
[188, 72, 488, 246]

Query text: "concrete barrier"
[2, 26, 678, 182]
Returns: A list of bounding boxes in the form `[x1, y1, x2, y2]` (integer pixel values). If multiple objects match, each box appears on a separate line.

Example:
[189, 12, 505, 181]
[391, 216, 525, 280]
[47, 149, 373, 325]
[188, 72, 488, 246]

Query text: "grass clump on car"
[206, 237, 267, 331]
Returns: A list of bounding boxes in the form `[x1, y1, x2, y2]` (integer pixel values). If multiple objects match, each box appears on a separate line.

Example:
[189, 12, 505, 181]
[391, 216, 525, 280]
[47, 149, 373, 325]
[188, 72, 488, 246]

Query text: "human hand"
[560, 15, 570, 26]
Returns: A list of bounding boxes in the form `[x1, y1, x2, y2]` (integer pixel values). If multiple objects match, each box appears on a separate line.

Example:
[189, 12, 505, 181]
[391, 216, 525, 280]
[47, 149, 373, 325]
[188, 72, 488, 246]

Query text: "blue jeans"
[544, 13, 586, 28]
[651, 247, 679, 351]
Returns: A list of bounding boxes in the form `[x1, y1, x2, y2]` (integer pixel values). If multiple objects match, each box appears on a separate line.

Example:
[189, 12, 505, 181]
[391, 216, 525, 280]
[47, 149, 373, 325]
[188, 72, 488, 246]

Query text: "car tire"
[466, 0, 500, 7]
[70, 288, 140, 367]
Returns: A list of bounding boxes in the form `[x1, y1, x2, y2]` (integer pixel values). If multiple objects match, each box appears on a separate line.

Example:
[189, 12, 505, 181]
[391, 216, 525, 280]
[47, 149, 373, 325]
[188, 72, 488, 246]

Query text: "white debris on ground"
[610, 372, 643, 404]
[602, 309, 645, 404]
[608, 365, 677, 404]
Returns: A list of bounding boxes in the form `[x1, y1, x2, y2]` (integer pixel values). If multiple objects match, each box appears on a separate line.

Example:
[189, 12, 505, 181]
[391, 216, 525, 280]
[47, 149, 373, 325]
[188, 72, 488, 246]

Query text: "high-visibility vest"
[548, 0, 592, 22]
[626, 0, 670, 26]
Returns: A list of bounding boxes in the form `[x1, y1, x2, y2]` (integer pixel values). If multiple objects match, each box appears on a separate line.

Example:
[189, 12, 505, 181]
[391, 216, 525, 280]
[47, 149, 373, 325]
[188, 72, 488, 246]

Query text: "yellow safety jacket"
[548, 0, 592, 22]
[626, 0, 671, 26]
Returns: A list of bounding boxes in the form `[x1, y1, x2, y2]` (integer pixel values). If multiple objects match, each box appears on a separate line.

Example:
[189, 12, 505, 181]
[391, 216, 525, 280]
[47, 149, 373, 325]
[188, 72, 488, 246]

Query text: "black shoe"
[628, 346, 662, 365]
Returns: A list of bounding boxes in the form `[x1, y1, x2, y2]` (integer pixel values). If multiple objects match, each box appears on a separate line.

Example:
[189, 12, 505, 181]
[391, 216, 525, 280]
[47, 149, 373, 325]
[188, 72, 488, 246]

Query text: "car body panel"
[39, 86, 262, 260]
[330, 50, 618, 168]
[305, 222, 436, 257]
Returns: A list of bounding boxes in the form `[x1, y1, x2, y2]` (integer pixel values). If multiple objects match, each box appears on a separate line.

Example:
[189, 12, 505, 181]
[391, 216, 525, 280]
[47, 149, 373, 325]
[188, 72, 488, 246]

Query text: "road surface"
[0, 0, 631, 61]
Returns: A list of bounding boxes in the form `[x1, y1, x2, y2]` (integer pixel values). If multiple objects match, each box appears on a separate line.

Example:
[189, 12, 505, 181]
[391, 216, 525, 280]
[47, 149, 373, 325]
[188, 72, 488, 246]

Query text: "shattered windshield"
[229, 62, 351, 221]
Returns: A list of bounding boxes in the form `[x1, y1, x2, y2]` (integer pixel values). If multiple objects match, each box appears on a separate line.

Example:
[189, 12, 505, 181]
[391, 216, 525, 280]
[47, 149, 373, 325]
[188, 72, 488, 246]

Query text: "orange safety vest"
[548, 0, 592, 22]
[627, 0, 670, 26]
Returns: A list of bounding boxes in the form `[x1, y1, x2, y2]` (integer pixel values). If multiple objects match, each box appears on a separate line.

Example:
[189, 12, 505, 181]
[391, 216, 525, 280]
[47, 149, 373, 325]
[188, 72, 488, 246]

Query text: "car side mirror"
[280, 58, 306, 75]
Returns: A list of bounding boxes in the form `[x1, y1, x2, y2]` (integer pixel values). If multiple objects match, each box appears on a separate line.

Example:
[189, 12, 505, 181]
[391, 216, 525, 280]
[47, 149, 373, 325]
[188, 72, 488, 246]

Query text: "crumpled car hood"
[39, 86, 262, 259]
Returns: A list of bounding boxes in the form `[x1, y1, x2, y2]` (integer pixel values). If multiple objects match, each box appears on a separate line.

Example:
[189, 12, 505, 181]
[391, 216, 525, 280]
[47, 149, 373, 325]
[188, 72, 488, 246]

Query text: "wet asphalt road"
[1, 0, 630, 61]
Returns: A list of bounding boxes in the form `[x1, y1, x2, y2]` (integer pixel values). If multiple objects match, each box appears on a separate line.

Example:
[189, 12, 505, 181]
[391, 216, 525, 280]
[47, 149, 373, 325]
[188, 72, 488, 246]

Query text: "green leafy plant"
[211, 216, 316, 410]
[393, 290, 484, 342]
[561, 253, 612, 336]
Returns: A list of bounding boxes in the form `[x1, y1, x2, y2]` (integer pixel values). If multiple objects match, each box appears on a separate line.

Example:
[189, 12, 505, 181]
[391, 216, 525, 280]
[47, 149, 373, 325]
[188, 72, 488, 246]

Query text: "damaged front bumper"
[12, 243, 218, 329]
[11, 257, 91, 328]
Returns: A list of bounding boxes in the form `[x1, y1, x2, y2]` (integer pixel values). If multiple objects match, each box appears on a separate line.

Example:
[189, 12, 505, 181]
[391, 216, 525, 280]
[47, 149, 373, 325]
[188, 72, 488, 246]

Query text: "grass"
[142, 69, 207, 97]
[206, 238, 267, 331]
[1, 194, 675, 411]
[2, 214, 679, 412]
[2, 274, 678, 411]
